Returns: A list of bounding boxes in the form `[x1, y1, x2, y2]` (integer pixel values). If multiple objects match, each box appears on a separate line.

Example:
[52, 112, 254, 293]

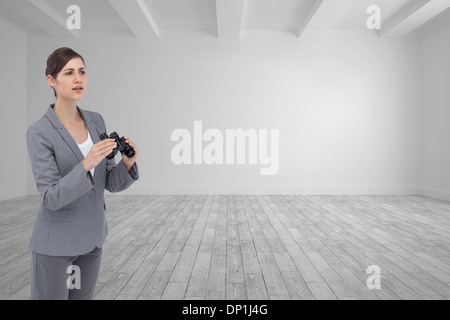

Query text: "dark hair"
[45, 47, 85, 97]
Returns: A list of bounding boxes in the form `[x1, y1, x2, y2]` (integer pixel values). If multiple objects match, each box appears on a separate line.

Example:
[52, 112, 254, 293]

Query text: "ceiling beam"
[298, 0, 351, 39]
[216, 0, 245, 38]
[380, 0, 450, 37]
[109, 0, 159, 38]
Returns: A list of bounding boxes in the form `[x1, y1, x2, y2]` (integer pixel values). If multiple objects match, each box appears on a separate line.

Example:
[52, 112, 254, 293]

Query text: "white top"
[77, 129, 95, 177]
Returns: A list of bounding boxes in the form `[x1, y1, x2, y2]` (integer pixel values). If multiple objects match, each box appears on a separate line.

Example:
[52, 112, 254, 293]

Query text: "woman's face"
[48, 57, 87, 101]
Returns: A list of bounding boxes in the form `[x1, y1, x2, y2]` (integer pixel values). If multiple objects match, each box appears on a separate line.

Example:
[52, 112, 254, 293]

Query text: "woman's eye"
[64, 70, 85, 75]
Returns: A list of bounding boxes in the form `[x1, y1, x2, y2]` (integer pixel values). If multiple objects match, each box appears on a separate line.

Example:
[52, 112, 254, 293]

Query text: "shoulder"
[26, 116, 55, 151]
[27, 115, 50, 138]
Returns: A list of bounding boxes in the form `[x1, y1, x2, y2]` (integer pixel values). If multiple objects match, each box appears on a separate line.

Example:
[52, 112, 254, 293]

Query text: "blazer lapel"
[45, 104, 102, 165]
[45, 105, 85, 163]
[77, 106, 100, 145]
[77, 106, 103, 180]
[78, 106, 106, 181]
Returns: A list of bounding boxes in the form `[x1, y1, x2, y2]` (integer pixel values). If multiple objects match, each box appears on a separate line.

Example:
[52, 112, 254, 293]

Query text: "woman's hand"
[81, 138, 117, 172]
[122, 137, 138, 172]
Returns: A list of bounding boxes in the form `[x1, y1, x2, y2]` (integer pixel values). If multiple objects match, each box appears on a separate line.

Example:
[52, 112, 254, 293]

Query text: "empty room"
[0, 0, 449, 303]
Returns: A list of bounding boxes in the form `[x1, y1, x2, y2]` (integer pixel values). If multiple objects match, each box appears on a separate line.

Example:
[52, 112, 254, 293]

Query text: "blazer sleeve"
[97, 114, 139, 193]
[26, 125, 95, 211]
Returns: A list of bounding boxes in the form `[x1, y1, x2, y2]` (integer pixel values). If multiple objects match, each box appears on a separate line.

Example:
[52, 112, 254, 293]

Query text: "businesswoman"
[26, 47, 139, 300]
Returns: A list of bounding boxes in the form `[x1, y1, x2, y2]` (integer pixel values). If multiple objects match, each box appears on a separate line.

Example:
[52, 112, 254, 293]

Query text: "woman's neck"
[53, 99, 81, 123]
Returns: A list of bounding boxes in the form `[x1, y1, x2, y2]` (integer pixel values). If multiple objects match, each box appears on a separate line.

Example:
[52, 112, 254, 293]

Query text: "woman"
[26, 47, 139, 300]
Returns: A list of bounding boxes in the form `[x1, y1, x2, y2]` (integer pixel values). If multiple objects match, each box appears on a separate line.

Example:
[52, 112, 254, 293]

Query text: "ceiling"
[0, 0, 449, 38]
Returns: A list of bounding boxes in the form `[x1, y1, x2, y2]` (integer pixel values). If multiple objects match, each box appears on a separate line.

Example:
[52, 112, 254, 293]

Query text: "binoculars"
[100, 132, 135, 160]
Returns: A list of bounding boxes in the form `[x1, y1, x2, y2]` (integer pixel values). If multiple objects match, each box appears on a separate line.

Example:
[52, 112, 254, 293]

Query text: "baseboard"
[108, 186, 422, 196]
[0, 186, 27, 202]
[418, 187, 450, 202]
[27, 186, 447, 199]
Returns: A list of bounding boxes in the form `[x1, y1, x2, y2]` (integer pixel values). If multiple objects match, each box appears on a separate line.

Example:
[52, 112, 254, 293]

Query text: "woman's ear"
[47, 74, 56, 87]
[47, 75, 57, 97]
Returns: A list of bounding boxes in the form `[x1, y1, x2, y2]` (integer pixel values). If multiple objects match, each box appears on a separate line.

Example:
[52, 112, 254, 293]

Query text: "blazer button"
[90, 193, 95, 199]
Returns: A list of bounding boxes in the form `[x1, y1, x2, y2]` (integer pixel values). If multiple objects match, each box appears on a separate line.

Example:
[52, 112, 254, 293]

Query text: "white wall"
[416, 9, 450, 201]
[26, 29, 422, 195]
[0, 16, 27, 201]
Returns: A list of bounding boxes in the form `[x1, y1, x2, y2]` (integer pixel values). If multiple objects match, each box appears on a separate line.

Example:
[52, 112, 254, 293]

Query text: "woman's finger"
[98, 142, 116, 154]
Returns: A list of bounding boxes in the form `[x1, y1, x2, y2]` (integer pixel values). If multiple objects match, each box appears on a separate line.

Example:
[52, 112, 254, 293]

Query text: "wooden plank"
[95, 273, 132, 300]
[119, 250, 165, 296]
[307, 282, 337, 300]
[305, 252, 359, 300]
[115, 294, 139, 300]
[198, 228, 216, 253]
[328, 243, 402, 300]
[235, 195, 253, 241]
[257, 251, 291, 299]
[213, 196, 227, 256]
[281, 271, 314, 300]
[117, 240, 158, 274]
[98, 244, 140, 283]
[155, 251, 182, 273]
[227, 283, 247, 300]
[240, 240, 262, 274]
[227, 245, 244, 284]
[185, 252, 212, 299]
[244, 273, 269, 300]
[139, 271, 171, 300]
[186, 195, 214, 246]
[206, 254, 226, 300]
[6, 283, 30, 300]
[267, 239, 297, 273]
[169, 244, 198, 283]
[161, 281, 188, 300]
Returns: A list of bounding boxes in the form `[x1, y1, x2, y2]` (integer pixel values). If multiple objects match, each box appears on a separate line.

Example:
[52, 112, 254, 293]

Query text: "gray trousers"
[30, 247, 102, 300]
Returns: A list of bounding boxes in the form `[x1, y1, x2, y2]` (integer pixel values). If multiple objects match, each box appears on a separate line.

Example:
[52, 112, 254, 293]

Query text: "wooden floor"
[0, 194, 449, 300]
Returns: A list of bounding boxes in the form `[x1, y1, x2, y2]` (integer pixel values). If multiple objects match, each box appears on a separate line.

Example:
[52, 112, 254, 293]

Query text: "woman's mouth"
[73, 86, 84, 92]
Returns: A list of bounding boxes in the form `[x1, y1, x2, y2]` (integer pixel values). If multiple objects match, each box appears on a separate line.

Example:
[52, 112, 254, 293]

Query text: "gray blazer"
[26, 104, 139, 256]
